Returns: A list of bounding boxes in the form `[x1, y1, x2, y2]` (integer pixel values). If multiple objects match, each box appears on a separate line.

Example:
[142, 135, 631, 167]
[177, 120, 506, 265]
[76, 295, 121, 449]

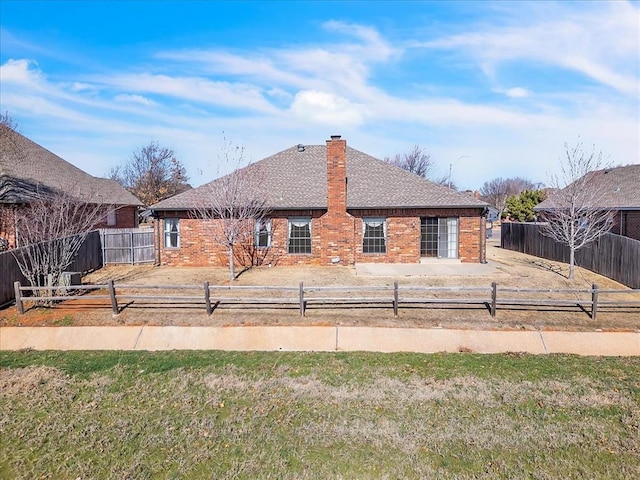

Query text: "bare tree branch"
[540, 141, 615, 279]
[479, 177, 536, 218]
[384, 145, 434, 179]
[192, 139, 270, 280]
[11, 190, 113, 303]
[109, 142, 190, 206]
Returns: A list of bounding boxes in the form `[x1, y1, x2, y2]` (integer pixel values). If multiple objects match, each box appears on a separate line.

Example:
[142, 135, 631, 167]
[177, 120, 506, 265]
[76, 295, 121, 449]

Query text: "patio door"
[420, 217, 458, 258]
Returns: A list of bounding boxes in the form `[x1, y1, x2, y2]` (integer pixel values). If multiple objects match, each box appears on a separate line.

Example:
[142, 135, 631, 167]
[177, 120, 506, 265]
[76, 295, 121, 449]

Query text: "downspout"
[154, 213, 161, 266]
[480, 207, 488, 264]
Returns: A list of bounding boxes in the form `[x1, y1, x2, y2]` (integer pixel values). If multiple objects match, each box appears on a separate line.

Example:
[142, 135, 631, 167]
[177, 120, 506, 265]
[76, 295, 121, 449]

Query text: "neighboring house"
[0, 128, 143, 250]
[535, 164, 640, 241]
[150, 135, 489, 267]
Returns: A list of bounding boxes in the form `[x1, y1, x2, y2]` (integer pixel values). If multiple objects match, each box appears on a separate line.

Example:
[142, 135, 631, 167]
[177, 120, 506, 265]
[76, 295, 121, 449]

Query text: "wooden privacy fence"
[0, 230, 102, 306]
[501, 222, 640, 289]
[100, 228, 155, 264]
[13, 280, 640, 322]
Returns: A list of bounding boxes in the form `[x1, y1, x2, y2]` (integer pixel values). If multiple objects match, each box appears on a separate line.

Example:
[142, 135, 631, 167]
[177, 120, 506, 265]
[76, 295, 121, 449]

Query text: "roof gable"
[536, 164, 640, 210]
[0, 127, 143, 206]
[150, 143, 487, 211]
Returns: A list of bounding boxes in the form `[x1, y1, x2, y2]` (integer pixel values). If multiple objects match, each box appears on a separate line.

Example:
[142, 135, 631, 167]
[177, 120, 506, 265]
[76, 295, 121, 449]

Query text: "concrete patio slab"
[355, 261, 500, 277]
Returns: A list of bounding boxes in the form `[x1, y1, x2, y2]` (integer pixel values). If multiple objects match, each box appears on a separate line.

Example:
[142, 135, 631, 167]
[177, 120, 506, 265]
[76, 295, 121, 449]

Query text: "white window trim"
[362, 217, 387, 254]
[164, 218, 180, 249]
[288, 217, 312, 254]
[254, 218, 272, 248]
[106, 209, 117, 226]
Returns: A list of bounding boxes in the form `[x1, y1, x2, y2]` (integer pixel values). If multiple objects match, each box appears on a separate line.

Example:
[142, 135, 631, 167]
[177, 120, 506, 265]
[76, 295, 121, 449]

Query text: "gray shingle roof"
[0, 126, 143, 206]
[151, 144, 487, 211]
[536, 164, 640, 210]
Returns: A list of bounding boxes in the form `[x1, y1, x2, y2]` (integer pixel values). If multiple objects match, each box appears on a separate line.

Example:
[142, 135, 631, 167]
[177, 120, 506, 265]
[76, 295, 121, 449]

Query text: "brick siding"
[612, 210, 640, 241]
[154, 136, 487, 267]
[1, 204, 138, 250]
[155, 207, 486, 267]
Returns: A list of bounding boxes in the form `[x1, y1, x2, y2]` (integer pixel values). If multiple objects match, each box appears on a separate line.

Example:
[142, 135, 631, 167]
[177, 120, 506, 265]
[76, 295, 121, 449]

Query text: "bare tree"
[385, 145, 434, 178]
[109, 142, 190, 206]
[540, 142, 615, 279]
[193, 141, 270, 280]
[479, 177, 536, 218]
[11, 190, 113, 303]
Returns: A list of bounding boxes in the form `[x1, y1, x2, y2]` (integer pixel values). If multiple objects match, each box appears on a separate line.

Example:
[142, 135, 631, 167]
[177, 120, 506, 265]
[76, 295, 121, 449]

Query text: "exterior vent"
[330, 135, 341, 140]
[297, 144, 305, 152]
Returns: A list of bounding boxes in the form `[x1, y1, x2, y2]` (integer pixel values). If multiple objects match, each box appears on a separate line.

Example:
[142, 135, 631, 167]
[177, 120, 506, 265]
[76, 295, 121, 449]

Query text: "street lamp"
[448, 155, 469, 189]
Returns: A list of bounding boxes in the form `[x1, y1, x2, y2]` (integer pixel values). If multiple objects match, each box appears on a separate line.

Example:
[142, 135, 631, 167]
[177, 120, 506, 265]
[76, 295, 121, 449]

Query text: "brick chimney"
[326, 135, 347, 213]
[321, 135, 354, 265]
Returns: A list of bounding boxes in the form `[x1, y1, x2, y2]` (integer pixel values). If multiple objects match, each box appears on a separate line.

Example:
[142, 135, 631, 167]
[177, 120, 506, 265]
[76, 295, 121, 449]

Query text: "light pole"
[448, 155, 469, 189]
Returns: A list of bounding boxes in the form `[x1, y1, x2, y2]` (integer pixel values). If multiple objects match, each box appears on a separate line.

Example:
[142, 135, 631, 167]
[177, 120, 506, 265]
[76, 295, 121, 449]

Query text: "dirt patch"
[2, 245, 639, 331]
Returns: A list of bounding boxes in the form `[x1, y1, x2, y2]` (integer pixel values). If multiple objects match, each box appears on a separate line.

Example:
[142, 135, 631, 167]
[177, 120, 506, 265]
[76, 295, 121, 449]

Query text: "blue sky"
[1, 0, 638, 190]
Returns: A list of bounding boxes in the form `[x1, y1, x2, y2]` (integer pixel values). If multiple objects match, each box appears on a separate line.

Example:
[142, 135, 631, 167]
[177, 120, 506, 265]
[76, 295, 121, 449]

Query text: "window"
[255, 218, 271, 248]
[164, 218, 180, 248]
[363, 218, 386, 253]
[106, 209, 117, 226]
[288, 218, 311, 254]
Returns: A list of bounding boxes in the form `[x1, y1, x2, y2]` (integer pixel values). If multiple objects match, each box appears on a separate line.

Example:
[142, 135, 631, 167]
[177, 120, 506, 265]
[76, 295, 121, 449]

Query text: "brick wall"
[0, 205, 16, 250]
[1, 203, 139, 251]
[153, 135, 486, 267]
[620, 210, 640, 241]
[155, 207, 486, 267]
[604, 210, 640, 241]
[95, 205, 139, 230]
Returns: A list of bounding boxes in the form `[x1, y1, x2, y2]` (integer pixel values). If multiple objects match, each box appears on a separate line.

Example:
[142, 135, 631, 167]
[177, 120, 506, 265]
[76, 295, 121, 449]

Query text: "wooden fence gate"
[100, 228, 155, 264]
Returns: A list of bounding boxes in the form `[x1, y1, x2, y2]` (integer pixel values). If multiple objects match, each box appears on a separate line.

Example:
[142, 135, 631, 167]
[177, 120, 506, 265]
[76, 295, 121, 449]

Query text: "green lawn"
[1, 351, 639, 479]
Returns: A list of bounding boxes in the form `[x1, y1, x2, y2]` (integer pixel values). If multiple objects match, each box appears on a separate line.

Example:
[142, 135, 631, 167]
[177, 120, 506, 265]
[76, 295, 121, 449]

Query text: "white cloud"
[493, 87, 531, 98]
[1, 6, 637, 191]
[99, 73, 279, 114]
[114, 94, 156, 106]
[290, 90, 366, 127]
[414, 1, 639, 96]
[0, 58, 43, 85]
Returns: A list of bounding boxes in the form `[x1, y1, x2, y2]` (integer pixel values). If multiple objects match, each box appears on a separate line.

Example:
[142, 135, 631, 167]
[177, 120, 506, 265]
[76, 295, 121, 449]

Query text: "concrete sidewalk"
[1, 326, 638, 356]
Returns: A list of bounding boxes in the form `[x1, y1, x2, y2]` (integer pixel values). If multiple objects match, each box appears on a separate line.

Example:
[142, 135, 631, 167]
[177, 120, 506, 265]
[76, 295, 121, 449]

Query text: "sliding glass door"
[420, 217, 458, 258]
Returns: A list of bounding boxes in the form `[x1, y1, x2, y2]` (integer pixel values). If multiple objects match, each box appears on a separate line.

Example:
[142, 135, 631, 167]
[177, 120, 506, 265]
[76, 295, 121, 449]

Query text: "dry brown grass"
[1, 351, 639, 479]
[2, 244, 639, 331]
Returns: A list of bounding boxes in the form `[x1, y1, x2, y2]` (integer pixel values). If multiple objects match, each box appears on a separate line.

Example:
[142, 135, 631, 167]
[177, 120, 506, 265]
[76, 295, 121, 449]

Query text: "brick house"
[535, 164, 640, 241]
[0, 127, 143, 250]
[150, 136, 489, 267]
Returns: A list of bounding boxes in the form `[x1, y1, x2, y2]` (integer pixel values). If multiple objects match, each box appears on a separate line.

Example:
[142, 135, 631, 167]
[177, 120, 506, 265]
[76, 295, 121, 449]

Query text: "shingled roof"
[151, 144, 487, 211]
[536, 164, 640, 211]
[0, 126, 142, 206]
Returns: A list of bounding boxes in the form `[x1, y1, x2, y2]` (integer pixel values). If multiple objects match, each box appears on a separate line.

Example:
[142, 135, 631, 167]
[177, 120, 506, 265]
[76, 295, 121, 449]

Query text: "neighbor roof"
[535, 164, 640, 211]
[150, 144, 488, 211]
[0, 126, 143, 206]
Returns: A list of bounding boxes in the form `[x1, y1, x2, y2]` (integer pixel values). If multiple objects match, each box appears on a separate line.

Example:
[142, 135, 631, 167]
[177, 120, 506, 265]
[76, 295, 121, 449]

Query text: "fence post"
[591, 283, 598, 322]
[14, 281, 24, 315]
[393, 281, 399, 317]
[204, 281, 212, 316]
[130, 231, 135, 264]
[491, 282, 497, 317]
[108, 279, 119, 315]
[299, 282, 305, 316]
